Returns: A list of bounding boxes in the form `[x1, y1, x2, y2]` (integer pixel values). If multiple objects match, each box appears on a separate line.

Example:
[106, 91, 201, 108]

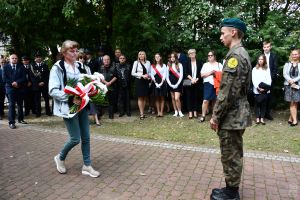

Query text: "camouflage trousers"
[217, 129, 245, 187]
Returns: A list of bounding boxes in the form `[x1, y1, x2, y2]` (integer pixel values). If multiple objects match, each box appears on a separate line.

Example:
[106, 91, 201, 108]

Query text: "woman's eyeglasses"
[208, 55, 214, 57]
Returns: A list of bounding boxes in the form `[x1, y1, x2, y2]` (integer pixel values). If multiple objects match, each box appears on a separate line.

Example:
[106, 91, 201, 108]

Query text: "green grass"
[27, 109, 300, 156]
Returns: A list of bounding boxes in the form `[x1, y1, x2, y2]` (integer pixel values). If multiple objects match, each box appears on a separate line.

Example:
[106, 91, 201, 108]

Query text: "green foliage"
[1, 0, 300, 107]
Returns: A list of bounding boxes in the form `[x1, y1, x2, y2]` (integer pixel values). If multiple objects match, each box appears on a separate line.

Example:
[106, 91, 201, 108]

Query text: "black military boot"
[210, 187, 240, 200]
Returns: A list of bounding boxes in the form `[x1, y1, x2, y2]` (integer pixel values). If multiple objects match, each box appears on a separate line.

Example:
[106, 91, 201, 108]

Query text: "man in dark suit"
[22, 56, 34, 116]
[2, 54, 27, 129]
[30, 52, 51, 117]
[263, 41, 278, 120]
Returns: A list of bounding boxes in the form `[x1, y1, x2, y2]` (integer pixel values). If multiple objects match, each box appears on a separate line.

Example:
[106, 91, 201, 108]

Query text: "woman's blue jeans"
[60, 108, 91, 166]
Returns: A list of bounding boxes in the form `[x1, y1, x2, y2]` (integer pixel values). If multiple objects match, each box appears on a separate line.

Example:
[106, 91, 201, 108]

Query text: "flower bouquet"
[64, 72, 108, 118]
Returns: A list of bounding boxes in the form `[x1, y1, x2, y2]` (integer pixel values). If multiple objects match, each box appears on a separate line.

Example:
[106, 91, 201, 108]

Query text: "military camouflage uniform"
[212, 43, 252, 187]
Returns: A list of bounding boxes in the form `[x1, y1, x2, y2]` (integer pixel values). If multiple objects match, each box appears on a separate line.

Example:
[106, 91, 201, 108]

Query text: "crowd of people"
[1, 38, 300, 130]
[1, 41, 299, 128]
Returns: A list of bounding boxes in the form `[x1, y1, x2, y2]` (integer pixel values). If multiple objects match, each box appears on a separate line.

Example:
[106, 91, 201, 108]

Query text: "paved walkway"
[0, 123, 300, 200]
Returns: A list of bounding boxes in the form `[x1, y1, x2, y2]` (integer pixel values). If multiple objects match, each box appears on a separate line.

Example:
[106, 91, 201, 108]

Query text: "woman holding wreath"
[49, 40, 100, 177]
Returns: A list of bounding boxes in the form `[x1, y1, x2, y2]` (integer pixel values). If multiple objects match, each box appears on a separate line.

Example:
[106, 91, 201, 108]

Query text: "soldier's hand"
[39, 82, 45, 87]
[209, 118, 219, 132]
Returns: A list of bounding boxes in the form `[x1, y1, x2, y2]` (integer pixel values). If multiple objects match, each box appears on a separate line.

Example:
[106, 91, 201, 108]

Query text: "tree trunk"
[10, 33, 21, 56]
[104, 0, 113, 57]
[49, 45, 59, 63]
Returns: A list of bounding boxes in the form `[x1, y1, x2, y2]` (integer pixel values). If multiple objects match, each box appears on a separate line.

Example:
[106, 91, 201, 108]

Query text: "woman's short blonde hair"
[188, 49, 196, 55]
[60, 40, 79, 54]
[289, 49, 300, 62]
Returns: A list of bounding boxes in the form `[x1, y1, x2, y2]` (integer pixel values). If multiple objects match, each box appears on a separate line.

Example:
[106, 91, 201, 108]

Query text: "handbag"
[183, 79, 192, 87]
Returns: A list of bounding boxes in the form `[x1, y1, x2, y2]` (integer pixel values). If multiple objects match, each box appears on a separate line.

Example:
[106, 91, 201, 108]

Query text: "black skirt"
[168, 72, 182, 93]
[135, 78, 150, 97]
[153, 82, 168, 97]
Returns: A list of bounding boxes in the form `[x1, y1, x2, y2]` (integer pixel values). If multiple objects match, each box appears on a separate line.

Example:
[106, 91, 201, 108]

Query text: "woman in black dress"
[150, 53, 167, 117]
[131, 51, 151, 119]
[166, 52, 184, 117]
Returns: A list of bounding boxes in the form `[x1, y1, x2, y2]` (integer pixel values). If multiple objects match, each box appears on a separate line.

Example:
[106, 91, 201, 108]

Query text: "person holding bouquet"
[49, 40, 100, 178]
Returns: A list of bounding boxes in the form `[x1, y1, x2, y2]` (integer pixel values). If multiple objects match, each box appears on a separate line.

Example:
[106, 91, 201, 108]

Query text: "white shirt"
[166, 63, 183, 89]
[201, 62, 223, 85]
[150, 64, 167, 87]
[252, 67, 272, 94]
[64, 61, 81, 80]
[264, 52, 271, 75]
[191, 62, 197, 79]
[131, 60, 151, 79]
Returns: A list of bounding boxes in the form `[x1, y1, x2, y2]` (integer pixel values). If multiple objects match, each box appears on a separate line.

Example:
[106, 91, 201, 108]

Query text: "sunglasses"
[208, 55, 214, 57]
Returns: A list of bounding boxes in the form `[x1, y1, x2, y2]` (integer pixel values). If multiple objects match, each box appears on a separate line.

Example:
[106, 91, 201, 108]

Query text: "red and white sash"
[152, 64, 163, 79]
[168, 65, 180, 79]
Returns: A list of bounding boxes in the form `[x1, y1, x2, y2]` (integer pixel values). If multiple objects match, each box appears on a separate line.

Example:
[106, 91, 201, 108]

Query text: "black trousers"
[254, 95, 267, 118]
[24, 88, 34, 115]
[118, 87, 131, 115]
[265, 92, 272, 117]
[0, 89, 5, 116]
[107, 90, 117, 119]
[33, 88, 51, 115]
[7, 90, 24, 124]
[186, 83, 200, 112]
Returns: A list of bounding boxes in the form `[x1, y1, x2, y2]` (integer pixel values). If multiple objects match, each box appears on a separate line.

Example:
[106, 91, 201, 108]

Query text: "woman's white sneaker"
[178, 111, 184, 117]
[173, 111, 178, 117]
[54, 154, 66, 174]
[82, 165, 100, 178]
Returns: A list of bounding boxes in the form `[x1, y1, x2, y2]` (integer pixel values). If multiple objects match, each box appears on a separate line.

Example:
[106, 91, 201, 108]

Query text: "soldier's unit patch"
[227, 58, 238, 69]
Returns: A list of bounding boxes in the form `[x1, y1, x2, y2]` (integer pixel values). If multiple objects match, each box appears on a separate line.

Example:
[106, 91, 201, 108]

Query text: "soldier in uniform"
[209, 18, 252, 200]
[30, 52, 52, 117]
[99, 55, 117, 119]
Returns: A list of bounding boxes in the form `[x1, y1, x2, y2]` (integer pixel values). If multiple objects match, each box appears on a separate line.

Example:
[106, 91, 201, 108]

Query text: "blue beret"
[221, 18, 247, 33]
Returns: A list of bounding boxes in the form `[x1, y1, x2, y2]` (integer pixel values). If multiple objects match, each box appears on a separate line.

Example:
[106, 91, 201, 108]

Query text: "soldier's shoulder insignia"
[227, 57, 238, 69]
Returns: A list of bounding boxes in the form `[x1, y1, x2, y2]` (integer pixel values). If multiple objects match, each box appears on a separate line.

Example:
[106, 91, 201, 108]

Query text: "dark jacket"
[267, 52, 278, 80]
[2, 63, 27, 94]
[186, 59, 202, 80]
[115, 63, 131, 88]
[29, 62, 50, 91]
[0, 68, 5, 92]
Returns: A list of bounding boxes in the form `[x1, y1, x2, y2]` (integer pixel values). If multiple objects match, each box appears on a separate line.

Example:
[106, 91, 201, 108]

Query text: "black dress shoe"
[18, 120, 28, 124]
[0, 115, 3, 120]
[9, 124, 16, 129]
[265, 115, 273, 120]
[46, 112, 53, 116]
[290, 122, 298, 127]
[119, 113, 125, 117]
